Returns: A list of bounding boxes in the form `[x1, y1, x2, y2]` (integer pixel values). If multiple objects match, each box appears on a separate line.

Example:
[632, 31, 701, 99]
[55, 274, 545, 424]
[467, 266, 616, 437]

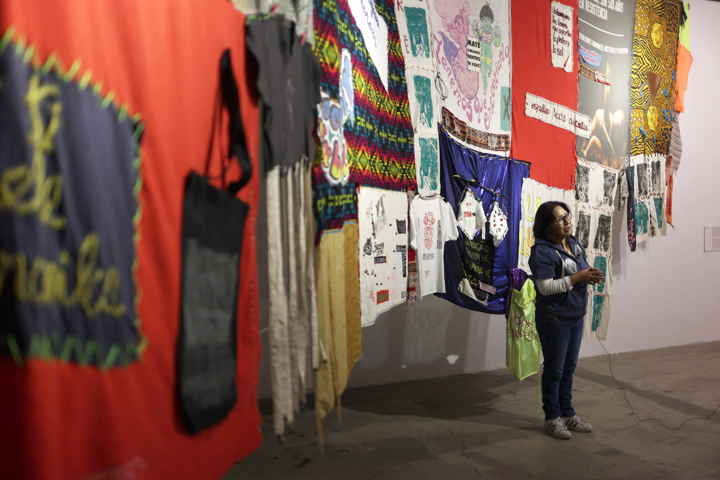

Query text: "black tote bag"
[178, 49, 252, 433]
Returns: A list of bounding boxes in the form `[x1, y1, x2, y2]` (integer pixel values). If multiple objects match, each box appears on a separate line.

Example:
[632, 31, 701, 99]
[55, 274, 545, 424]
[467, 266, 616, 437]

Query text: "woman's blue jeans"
[535, 315, 584, 421]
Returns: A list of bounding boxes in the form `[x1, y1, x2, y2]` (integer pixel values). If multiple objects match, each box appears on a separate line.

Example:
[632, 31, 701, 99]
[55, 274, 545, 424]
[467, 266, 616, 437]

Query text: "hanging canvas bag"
[178, 49, 252, 433]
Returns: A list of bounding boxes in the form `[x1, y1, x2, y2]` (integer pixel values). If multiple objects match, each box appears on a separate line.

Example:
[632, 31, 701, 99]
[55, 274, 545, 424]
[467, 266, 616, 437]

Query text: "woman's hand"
[570, 267, 605, 286]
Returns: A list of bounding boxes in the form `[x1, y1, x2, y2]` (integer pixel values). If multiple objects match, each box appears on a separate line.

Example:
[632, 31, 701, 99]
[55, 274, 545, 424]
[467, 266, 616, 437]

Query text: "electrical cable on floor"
[598, 338, 720, 431]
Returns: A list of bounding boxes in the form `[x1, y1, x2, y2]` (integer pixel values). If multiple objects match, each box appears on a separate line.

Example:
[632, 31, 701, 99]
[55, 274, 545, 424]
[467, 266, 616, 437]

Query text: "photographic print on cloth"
[627, 153, 666, 245]
[430, 0, 511, 135]
[0, 40, 144, 367]
[577, 0, 636, 170]
[358, 187, 409, 327]
[518, 178, 575, 275]
[313, 0, 416, 191]
[572, 159, 619, 341]
[630, 0, 680, 156]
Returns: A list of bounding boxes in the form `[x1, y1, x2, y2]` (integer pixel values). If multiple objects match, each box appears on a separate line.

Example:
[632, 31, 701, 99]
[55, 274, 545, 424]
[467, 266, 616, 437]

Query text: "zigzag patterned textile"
[313, 0, 416, 191]
[630, 0, 680, 156]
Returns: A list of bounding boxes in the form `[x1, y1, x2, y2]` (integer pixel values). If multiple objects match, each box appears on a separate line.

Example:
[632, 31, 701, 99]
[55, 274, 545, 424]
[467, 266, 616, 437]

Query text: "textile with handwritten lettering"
[630, 0, 680, 156]
[313, 0, 416, 191]
[572, 159, 619, 341]
[518, 178, 575, 275]
[551, 2, 574, 72]
[0, 42, 143, 367]
[429, 0, 511, 136]
[359, 187, 409, 326]
[510, 0, 578, 188]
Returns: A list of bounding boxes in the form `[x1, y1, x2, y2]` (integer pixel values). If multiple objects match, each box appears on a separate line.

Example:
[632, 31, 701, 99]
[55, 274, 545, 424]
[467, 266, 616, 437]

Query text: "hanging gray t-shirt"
[246, 15, 321, 171]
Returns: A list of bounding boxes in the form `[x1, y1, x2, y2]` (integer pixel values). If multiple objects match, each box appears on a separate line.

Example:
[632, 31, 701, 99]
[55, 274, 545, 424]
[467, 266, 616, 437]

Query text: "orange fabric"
[0, 1, 262, 480]
[674, 44, 693, 113]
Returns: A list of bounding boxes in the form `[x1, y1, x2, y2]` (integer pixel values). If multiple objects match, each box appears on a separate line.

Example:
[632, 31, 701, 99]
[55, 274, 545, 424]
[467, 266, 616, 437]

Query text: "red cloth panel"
[510, 0, 579, 189]
[0, 1, 262, 479]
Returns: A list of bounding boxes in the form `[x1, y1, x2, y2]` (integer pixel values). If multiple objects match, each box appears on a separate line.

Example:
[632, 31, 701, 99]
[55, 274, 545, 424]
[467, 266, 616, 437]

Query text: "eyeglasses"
[555, 213, 572, 225]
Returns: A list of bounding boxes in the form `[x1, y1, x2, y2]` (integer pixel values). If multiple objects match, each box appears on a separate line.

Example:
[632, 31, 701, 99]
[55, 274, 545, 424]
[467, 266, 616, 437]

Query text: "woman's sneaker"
[544, 417, 572, 439]
[562, 415, 593, 432]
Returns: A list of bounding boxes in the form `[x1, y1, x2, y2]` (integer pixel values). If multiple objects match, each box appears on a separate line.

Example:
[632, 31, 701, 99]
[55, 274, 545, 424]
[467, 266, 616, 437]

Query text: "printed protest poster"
[573, 159, 619, 340]
[430, 0, 511, 136]
[551, 2, 574, 72]
[518, 178, 575, 274]
[358, 187, 409, 327]
[577, 0, 636, 170]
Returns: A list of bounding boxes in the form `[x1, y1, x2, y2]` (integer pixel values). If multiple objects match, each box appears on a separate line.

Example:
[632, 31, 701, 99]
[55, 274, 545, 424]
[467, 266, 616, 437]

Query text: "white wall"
[257, 0, 720, 398]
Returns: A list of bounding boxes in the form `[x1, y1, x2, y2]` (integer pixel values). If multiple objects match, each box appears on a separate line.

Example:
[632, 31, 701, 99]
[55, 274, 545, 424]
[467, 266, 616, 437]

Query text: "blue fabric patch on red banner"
[0, 44, 143, 367]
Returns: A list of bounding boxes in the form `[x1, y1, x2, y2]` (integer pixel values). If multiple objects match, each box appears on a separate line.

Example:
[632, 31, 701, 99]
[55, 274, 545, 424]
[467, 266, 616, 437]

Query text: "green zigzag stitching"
[0, 26, 148, 368]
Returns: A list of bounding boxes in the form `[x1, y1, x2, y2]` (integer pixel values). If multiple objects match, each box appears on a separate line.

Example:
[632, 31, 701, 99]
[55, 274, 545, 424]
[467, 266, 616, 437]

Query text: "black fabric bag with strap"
[178, 49, 252, 433]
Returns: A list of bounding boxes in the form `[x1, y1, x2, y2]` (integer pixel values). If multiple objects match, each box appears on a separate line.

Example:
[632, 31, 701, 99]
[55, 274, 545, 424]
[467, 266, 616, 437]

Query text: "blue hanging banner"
[437, 127, 529, 314]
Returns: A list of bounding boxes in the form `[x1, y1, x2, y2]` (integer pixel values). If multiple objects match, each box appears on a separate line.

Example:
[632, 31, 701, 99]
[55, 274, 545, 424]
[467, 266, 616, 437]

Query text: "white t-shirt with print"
[409, 196, 459, 298]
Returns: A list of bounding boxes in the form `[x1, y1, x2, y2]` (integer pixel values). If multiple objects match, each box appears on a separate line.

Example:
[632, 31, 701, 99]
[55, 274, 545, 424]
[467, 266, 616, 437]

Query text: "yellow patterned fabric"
[630, 0, 681, 156]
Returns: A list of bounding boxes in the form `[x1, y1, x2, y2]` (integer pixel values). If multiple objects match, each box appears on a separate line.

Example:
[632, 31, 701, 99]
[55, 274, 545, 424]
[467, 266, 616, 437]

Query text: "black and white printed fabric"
[572, 158, 618, 341]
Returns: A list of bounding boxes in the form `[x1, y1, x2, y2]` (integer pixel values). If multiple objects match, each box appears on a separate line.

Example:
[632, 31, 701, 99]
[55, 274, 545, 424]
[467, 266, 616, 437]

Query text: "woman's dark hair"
[533, 201, 571, 244]
[480, 4, 494, 22]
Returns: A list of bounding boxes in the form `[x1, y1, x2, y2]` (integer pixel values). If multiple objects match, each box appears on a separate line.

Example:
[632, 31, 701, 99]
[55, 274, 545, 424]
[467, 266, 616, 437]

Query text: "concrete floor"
[224, 341, 720, 480]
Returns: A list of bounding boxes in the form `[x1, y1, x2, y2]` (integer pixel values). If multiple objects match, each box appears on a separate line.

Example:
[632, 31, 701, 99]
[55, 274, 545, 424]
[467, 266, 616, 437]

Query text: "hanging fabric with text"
[0, 39, 144, 368]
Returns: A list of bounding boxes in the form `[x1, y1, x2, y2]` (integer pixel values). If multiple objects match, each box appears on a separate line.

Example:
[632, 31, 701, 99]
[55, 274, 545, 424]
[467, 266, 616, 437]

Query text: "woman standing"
[529, 202, 605, 439]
